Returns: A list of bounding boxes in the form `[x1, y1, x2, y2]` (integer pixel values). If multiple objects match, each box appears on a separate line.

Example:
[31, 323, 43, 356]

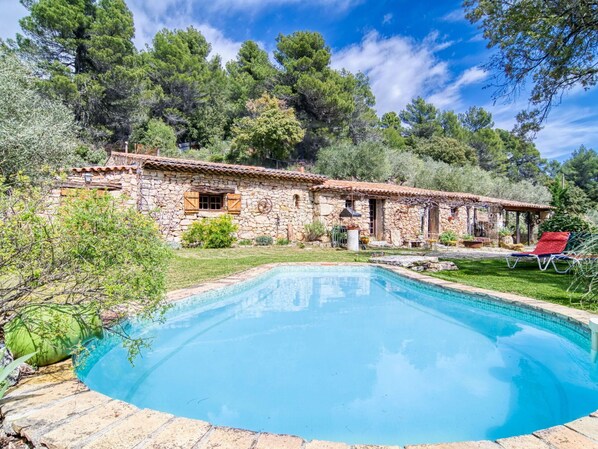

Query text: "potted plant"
[499, 228, 514, 246]
[461, 234, 483, 249]
[439, 230, 459, 247]
[360, 235, 370, 245]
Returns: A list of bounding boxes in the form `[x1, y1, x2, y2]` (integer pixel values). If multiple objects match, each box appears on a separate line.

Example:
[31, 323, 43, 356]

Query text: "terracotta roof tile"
[72, 165, 136, 173]
[109, 152, 327, 183]
[312, 179, 551, 211]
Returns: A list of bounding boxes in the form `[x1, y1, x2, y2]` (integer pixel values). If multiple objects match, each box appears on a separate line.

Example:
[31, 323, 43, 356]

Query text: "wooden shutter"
[184, 191, 200, 214]
[226, 193, 242, 215]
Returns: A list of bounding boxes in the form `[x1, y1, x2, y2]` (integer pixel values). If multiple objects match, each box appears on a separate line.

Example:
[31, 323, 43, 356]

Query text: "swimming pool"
[76, 266, 598, 446]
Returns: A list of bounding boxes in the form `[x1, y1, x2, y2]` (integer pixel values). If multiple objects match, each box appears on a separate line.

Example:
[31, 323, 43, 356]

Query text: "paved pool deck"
[3, 262, 598, 449]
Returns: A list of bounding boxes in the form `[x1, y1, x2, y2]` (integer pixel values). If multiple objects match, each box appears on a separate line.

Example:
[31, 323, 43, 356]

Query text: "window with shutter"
[183, 191, 200, 213]
[227, 193, 242, 215]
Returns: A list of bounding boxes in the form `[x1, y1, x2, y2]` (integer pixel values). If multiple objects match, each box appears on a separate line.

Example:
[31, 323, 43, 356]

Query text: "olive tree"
[0, 51, 79, 183]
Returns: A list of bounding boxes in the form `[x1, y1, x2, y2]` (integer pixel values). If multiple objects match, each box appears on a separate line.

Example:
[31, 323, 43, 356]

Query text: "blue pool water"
[77, 266, 598, 446]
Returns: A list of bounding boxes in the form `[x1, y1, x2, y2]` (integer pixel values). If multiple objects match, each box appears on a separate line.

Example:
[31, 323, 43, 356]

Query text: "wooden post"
[516, 212, 521, 244]
[466, 207, 471, 234]
[527, 212, 532, 245]
[473, 208, 478, 236]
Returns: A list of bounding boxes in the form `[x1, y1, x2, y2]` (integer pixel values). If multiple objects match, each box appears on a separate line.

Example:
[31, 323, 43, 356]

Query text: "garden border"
[2, 262, 598, 449]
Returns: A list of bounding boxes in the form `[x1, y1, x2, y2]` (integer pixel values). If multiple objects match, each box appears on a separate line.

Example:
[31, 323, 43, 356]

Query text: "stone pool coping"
[3, 262, 598, 449]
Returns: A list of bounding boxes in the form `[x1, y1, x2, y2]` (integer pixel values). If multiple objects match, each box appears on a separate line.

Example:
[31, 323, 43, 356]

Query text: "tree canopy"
[464, 0, 598, 125]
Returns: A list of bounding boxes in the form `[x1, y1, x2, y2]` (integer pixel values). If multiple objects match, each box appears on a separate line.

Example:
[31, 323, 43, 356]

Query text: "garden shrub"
[238, 239, 253, 246]
[181, 215, 238, 249]
[276, 237, 289, 245]
[255, 235, 273, 246]
[305, 221, 326, 241]
[439, 230, 458, 245]
[538, 213, 592, 236]
[0, 184, 171, 361]
[571, 234, 598, 309]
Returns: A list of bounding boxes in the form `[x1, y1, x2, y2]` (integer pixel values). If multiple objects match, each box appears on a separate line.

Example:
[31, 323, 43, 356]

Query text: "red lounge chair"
[506, 232, 570, 271]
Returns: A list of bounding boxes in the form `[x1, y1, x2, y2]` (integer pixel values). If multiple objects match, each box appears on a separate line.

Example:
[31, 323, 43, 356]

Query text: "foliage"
[459, 106, 494, 133]
[231, 93, 304, 163]
[304, 221, 326, 241]
[276, 237, 289, 245]
[0, 349, 35, 398]
[439, 231, 459, 245]
[464, 0, 598, 125]
[380, 112, 405, 149]
[538, 213, 592, 236]
[145, 27, 228, 147]
[549, 180, 592, 216]
[571, 234, 598, 308]
[315, 141, 390, 181]
[15, 0, 144, 142]
[413, 136, 478, 166]
[399, 97, 441, 139]
[461, 234, 475, 241]
[238, 239, 253, 246]
[0, 182, 172, 359]
[181, 215, 238, 249]
[255, 235, 274, 246]
[131, 119, 178, 155]
[561, 146, 598, 204]
[0, 51, 79, 183]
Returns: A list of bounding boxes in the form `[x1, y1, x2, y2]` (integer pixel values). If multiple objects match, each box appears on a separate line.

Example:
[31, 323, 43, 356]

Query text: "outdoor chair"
[505, 231, 570, 271]
[548, 233, 595, 274]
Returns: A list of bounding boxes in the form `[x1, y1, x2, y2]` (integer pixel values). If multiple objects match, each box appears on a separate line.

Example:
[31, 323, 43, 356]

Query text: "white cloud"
[128, 0, 243, 62]
[491, 101, 598, 160]
[0, 0, 27, 41]
[441, 8, 466, 23]
[332, 31, 484, 114]
[428, 66, 488, 109]
[383, 13, 393, 25]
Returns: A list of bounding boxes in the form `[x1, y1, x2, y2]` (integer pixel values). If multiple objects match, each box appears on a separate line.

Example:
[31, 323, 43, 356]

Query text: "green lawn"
[167, 247, 585, 310]
[429, 258, 583, 307]
[167, 246, 410, 291]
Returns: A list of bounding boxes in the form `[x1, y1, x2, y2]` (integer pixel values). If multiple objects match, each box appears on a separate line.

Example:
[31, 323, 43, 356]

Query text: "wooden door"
[428, 205, 440, 239]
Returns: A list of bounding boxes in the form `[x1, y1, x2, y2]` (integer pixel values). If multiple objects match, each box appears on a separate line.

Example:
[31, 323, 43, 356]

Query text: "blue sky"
[1, 0, 597, 161]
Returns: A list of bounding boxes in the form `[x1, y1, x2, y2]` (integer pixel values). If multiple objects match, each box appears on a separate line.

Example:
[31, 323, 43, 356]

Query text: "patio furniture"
[548, 233, 595, 273]
[506, 232, 570, 271]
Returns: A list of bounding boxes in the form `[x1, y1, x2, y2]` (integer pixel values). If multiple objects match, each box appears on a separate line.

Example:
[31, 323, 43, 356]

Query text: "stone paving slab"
[405, 441, 500, 449]
[534, 425, 598, 449]
[495, 434, 551, 449]
[254, 433, 305, 449]
[40, 400, 138, 449]
[15, 391, 111, 446]
[80, 409, 173, 449]
[199, 426, 258, 449]
[304, 440, 351, 449]
[1, 380, 87, 425]
[141, 416, 211, 449]
[565, 416, 598, 442]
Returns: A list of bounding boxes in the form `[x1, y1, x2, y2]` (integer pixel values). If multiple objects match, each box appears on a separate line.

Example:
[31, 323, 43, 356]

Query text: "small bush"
[298, 242, 305, 249]
[255, 235, 273, 246]
[238, 239, 253, 246]
[182, 215, 238, 249]
[538, 213, 592, 236]
[439, 230, 458, 245]
[305, 221, 326, 241]
[276, 237, 289, 245]
[461, 234, 474, 241]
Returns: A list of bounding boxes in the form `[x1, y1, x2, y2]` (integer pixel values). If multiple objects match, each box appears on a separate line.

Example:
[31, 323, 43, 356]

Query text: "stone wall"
[136, 169, 316, 242]
[313, 193, 371, 234]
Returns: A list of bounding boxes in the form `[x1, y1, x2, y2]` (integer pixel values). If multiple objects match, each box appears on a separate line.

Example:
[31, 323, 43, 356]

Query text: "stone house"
[60, 152, 552, 245]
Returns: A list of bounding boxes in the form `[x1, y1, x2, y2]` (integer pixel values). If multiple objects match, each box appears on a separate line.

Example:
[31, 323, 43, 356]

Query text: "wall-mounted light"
[83, 172, 92, 184]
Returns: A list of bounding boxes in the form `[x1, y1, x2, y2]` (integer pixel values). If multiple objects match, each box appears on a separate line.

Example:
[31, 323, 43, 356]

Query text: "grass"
[429, 258, 583, 307]
[167, 246, 410, 291]
[167, 247, 587, 311]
